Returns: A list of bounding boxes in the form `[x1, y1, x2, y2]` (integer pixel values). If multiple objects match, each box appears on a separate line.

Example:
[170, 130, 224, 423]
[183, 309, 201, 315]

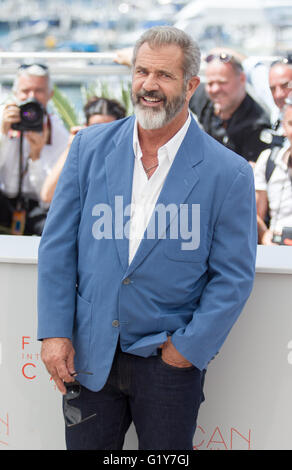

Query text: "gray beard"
[132, 88, 187, 130]
[134, 105, 167, 130]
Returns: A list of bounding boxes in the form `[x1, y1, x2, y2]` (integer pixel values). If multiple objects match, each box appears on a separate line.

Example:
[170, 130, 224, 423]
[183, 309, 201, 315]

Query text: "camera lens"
[11, 98, 44, 132]
[22, 105, 41, 122]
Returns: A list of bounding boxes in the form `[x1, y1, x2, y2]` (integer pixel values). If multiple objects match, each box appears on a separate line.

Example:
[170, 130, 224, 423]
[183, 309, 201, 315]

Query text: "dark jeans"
[64, 343, 206, 450]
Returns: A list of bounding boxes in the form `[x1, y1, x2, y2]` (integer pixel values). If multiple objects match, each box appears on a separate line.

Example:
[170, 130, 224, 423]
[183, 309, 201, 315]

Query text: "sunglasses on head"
[205, 53, 234, 64]
[205, 53, 243, 71]
[18, 63, 48, 71]
[271, 56, 292, 67]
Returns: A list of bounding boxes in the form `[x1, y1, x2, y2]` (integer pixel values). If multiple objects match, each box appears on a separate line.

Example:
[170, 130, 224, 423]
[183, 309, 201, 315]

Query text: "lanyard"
[16, 131, 28, 210]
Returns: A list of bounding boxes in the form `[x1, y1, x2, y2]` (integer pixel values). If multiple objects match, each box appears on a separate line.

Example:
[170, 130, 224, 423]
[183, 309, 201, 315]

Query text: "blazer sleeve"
[171, 161, 258, 370]
[37, 132, 82, 340]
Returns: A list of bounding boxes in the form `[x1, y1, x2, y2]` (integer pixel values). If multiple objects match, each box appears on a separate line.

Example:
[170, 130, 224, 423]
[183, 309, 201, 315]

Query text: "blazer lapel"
[105, 117, 135, 272]
[126, 117, 205, 277]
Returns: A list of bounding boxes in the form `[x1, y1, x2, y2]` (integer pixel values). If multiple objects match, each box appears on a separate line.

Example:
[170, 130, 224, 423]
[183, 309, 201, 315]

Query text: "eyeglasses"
[271, 56, 292, 67]
[18, 63, 49, 72]
[205, 53, 243, 71]
[205, 53, 234, 64]
[63, 370, 96, 427]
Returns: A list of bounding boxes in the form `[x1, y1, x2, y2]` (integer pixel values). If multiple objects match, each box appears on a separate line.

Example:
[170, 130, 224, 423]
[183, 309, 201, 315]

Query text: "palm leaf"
[51, 84, 79, 130]
[120, 80, 133, 116]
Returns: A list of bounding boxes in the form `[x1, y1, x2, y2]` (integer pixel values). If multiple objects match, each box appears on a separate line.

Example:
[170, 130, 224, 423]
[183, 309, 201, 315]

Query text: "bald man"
[269, 60, 292, 131]
[189, 53, 270, 163]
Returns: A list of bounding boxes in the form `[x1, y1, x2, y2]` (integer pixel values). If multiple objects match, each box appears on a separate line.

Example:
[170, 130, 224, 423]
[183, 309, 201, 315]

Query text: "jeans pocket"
[157, 354, 195, 372]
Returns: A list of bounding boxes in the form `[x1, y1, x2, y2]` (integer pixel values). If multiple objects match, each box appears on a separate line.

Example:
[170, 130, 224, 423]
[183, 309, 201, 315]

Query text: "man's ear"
[240, 71, 246, 86]
[186, 76, 200, 102]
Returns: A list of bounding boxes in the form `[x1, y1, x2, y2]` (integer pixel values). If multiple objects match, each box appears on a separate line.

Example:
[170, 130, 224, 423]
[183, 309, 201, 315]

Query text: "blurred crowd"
[0, 46, 291, 245]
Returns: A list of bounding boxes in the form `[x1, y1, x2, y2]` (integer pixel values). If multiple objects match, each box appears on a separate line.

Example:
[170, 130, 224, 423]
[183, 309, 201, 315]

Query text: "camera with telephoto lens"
[11, 98, 44, 132]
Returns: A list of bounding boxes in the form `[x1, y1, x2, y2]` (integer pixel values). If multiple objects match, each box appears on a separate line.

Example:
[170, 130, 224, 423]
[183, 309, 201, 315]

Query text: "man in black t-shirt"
[189, 53, 270, 163]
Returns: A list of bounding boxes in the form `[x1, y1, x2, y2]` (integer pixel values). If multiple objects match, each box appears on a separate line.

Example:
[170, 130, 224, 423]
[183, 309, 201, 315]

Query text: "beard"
[131, 85, 187, 130]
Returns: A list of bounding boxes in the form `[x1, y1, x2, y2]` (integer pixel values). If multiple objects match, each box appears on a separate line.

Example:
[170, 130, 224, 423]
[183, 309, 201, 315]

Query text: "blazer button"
[112, 320, 120, 327]
[122, 277, 131, 285]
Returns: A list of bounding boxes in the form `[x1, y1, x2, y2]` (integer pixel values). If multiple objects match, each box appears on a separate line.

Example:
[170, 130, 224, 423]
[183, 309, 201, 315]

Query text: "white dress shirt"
[129, 113, 191, 264]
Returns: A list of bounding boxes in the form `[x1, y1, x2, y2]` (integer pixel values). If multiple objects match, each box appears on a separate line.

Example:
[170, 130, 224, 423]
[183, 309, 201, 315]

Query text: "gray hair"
[12, 64, 53, 94]
[132, 26, 201, 81]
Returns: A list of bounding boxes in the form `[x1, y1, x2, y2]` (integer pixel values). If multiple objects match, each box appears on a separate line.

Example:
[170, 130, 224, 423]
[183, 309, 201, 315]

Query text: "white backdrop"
[0, 236, 292, 450]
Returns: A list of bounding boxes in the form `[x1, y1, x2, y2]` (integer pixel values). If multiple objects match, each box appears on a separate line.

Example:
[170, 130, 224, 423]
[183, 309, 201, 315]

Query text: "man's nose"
[209, 83, 221, 94]
[142, 74, 159, 91]
[274, 86, 285, 98]
[207, 83, 220, 96]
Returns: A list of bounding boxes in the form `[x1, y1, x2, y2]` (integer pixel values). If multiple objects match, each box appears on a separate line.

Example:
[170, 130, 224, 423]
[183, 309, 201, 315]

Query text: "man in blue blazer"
[38, 26, 257, 450]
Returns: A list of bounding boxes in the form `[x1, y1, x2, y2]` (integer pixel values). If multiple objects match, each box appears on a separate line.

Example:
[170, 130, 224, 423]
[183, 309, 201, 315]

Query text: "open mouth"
[140, 95, 164, 107]
[142, 97, 163, 106]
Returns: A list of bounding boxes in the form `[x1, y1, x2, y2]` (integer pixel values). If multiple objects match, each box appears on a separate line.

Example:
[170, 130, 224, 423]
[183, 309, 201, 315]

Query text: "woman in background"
[40, 96, 126, 203]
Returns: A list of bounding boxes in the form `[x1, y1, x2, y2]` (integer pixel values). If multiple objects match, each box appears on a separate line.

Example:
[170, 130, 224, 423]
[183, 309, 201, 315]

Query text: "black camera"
[12, 98, 44, 132]
[272, 227, 292, 245]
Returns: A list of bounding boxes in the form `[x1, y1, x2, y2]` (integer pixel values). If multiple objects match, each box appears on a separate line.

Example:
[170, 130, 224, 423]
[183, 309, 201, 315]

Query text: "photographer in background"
[254, 100, 292, 245]
[268, 56, 292, 133]
[259, 56, 292, 150]
[0, 64, 69, 235]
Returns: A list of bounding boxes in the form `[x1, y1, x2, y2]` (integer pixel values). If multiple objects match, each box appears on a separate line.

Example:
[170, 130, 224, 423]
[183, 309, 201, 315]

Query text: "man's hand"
[41, 337, 76, 394]
[1, 103, 20, 135]
[26, 123, 49, 161]
[68, 125, 84, 146]
[261, 229, 277, 246]
[114, 47, 133, 67]
[161, 337, 193, 368]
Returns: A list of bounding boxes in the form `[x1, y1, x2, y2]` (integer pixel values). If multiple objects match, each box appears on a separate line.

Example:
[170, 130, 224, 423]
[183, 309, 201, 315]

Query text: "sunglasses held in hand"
[63, 370, 96, 427]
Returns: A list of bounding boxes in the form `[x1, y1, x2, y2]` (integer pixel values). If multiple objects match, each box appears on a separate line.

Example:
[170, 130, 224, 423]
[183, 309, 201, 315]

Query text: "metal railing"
[0, 50, 280, 84]
[0, 51, 131, 83]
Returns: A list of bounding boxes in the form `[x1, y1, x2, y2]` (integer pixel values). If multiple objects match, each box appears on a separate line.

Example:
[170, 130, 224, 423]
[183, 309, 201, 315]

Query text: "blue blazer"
[37, 115, 257, 391]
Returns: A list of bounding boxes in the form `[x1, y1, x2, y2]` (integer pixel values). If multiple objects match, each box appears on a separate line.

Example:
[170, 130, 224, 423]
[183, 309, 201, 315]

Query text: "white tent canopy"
[175, 0, 292, 28]
[175, 0, 269, 28]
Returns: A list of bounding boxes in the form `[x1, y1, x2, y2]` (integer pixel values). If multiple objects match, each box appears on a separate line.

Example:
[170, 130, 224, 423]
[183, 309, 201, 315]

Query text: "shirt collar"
[133, 112, 191, 164]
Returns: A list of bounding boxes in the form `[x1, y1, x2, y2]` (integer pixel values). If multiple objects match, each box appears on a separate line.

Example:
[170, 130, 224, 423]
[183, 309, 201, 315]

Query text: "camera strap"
[11, 132, 27, 235]
[265, 146, 281, 183]
[16, 132, 25, 208]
